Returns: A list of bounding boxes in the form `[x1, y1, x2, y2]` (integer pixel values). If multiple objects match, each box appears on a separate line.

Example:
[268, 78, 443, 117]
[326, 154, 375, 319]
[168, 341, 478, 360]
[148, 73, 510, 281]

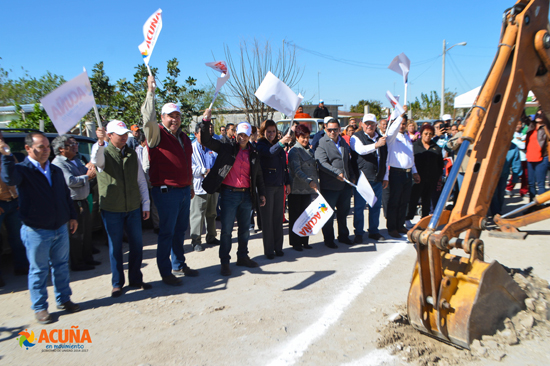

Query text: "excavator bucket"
[407, 252, 527, 349]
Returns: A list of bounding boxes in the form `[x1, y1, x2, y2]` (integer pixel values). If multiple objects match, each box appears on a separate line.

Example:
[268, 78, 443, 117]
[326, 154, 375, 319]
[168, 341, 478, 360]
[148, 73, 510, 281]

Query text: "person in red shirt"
[200, 110, 266, 276]
[525, 108, 549, 201]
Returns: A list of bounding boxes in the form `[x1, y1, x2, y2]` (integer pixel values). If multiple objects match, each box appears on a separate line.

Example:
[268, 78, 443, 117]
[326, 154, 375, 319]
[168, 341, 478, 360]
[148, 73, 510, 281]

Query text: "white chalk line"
[266, 242, 409, 366]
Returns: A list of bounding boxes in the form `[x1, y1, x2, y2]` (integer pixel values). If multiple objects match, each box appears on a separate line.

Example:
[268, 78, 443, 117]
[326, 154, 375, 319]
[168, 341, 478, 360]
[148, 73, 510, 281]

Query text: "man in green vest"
[92, 120, 151, 298]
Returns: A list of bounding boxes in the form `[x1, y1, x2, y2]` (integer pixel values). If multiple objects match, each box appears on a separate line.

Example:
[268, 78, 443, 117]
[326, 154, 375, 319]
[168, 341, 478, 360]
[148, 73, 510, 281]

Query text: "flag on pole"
[255, 71, 303, 118]
[292, 193, 334, 237]
[138, 9, 163, 66]
[345, 173, 377, 207]
[40, 71, 96, 135]
[386, 90, 404, 116]
[388, 53, 411, 84]
[205, 61, 230, 108]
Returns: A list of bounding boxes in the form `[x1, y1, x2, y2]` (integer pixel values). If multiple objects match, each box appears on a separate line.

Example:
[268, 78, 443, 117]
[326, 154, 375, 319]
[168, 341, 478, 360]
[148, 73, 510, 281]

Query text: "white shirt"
[383, 116, 417, 180]
[350, 132, 380, 156]
[91, 142, 150, 211]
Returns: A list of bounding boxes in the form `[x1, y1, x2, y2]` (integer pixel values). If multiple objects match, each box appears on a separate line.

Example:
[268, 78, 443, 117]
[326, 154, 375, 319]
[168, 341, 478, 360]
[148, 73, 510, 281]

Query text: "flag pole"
[404, 82, 408, 107]
[83, 67, 103, 129]
[146, 64, 156, 89]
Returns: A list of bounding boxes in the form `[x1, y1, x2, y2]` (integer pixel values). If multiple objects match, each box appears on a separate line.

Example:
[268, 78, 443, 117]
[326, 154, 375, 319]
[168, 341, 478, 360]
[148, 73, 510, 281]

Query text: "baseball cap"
[319, 100, 324, 104]
[106, 120, 130, 135]
[161, 103, 181, 115]
[362, 113, 377, 124]
[442, 114, 452, 121]
[324, 116, 336, 124]
[130, 124, 139, 132]
[236, 122, 252, 136]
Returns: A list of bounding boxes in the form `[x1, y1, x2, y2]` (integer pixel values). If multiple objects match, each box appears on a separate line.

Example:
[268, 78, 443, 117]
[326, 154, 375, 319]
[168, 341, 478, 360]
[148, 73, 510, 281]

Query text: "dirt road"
[1, 197, 549, 366]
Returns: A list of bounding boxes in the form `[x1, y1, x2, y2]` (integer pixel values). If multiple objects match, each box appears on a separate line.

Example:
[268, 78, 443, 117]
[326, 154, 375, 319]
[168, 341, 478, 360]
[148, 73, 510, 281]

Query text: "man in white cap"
[199, 110, 266, 276]
[141, 76, 198, 287]
[350, 113, 387, 243]
[92, 121, 151, 297]
[313, 100, 330, 119]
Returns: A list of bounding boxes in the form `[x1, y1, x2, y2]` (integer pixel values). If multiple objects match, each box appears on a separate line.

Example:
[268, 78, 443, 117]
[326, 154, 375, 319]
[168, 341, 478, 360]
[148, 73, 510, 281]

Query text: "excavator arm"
[407, 0, 550, 349]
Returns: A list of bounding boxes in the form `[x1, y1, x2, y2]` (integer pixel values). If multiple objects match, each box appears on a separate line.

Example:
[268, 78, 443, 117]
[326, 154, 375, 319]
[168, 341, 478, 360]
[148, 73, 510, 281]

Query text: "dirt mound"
[376, 271, 550, 365]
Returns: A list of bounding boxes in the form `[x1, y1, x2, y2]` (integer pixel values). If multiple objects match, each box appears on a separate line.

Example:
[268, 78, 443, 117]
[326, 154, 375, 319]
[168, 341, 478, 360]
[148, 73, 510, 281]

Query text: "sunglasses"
[326, 128, 339, 133]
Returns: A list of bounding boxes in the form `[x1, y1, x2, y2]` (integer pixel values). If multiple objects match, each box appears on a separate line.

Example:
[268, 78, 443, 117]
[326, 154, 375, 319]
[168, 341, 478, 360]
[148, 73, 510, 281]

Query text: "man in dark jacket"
[315, 118, 356, 248]
[200, 109, 266, 276]
[0, 132, 79, 324]
[350, 114, 387, 243]
[313, 100, 330, 119]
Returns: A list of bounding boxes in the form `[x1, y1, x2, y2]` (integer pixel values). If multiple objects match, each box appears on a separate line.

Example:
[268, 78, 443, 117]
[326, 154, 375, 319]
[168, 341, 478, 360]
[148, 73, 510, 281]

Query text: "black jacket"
[315, 134, 355, 191]
[313, 106, 330, 118]
[413, 139, 443, 184]
[200, 120, 266, 208]
[350, 130, 388, 182]
[256, 138, 289, 187]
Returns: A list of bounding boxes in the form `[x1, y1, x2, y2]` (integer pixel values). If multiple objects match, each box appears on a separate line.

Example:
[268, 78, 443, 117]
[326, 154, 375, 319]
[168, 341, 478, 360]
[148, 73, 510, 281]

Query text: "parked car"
[276, 118, 324, 142]
[0, 128, 102, 231]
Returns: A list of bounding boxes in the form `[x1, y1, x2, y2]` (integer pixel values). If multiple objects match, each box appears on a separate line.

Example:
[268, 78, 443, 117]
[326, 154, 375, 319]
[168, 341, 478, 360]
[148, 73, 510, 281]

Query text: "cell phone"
[160, 185, 168, 194]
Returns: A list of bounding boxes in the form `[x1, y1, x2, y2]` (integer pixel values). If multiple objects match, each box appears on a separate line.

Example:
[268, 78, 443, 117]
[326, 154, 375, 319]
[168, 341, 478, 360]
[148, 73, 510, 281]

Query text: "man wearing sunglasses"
[315, 117, 356, 248]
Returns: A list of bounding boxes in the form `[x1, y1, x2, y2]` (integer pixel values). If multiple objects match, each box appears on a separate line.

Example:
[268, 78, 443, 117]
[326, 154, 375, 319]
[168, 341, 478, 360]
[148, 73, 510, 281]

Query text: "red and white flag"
[205, 61, 230, 108]
[138, 9, 163, 66]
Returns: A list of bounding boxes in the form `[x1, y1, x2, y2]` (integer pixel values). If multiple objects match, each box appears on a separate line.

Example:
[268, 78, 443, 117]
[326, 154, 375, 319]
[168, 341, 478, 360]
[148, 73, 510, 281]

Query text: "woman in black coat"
[256, 120, 292, 259]
[406, 124, 444, 220]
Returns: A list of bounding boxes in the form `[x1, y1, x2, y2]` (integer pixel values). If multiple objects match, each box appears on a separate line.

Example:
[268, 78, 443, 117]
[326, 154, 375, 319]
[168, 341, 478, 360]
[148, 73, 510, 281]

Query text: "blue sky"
[3, 0, 515, 110]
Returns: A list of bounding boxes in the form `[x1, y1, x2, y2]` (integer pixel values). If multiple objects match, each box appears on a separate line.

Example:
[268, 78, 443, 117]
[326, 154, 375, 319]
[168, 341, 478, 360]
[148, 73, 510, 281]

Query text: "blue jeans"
[0, 198, 28, 273]
[527, 157, 549, 200]
[151, 186, 190, 277]
[354, 180, 383, 236]
[220, 188, 253, 264]
[21, 224, 72, 312]
[101, 209, 144, 287]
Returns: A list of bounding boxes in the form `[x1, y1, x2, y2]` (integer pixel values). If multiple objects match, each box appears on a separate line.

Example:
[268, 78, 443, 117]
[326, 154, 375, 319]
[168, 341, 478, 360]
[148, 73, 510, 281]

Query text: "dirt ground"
[0, 195, 549, 366]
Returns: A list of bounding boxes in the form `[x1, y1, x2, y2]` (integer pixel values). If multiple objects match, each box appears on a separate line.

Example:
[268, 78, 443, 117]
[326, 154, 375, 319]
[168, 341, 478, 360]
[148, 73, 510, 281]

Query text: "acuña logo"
[17, 326, 92, 350]
[18, 329, 36, 349]
[319, 203, 329, 214]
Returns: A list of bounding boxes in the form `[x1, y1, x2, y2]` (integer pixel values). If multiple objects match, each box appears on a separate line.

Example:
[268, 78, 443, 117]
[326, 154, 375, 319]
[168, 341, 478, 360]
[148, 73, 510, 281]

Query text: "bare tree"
[222, 39, 303, 126]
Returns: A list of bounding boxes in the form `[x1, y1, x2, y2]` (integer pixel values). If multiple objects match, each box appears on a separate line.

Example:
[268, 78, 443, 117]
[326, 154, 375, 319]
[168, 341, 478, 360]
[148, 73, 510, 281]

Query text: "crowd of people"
[0, 84, 549, 323]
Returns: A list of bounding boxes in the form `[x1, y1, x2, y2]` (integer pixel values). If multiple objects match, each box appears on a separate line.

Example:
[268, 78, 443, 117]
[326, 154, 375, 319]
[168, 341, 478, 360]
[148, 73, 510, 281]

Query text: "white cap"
[161, 103, 181, 115]
[362, 113, 377, 124]
[106, 120, 130, 135]
[324, 116, 336, 124]
[442, 114, 452, 121]
[320, 99, 324, 104]
[236, 122, 252, 136]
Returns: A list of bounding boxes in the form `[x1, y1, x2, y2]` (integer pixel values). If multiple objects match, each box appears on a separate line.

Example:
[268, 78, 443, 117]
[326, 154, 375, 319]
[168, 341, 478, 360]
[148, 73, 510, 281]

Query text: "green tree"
[349, 99, 384, 119]
[410, 90, 457, 120]
[10, 103, 56, 132]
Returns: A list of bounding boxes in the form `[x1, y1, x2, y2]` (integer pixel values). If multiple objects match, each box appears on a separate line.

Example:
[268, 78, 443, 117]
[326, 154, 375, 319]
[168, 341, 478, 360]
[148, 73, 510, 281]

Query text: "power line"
[447, 53, 472, 90]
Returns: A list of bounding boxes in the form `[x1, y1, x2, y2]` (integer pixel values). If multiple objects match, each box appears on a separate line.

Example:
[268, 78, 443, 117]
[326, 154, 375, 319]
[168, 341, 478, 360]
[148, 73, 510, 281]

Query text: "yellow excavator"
[407, 0, 550, 349]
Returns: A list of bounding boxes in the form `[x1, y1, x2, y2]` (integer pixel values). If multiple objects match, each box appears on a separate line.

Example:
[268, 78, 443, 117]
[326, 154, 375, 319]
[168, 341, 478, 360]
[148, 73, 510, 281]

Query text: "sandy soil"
[0, 195, 549, 366]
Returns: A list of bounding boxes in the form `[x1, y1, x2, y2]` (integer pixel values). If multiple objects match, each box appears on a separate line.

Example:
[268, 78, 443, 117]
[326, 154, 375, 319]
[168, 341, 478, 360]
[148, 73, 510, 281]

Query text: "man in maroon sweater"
[142, 75, 198, 286]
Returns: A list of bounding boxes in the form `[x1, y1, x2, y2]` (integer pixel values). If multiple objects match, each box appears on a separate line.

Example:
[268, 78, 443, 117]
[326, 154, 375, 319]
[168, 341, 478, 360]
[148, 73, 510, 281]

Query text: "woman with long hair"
[256, 120, 292, 259]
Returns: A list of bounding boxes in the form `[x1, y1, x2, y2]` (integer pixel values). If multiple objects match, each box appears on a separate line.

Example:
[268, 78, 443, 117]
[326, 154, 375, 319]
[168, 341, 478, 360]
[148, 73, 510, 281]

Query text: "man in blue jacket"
[0, 132, 79, 324]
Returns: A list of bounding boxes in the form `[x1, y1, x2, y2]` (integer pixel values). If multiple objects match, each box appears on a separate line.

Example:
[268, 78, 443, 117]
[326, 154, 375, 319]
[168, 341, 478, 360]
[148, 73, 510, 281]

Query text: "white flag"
[205, 61, 230, 107]
[138, 9, 163, 66]
[40, 71, 96, 135]
[292, 193, 334, 237]
[356, 172, 377, 207]
[386, 91, 404, 116]
[388, 53, 411, 84]
[255, 71, 303, 118]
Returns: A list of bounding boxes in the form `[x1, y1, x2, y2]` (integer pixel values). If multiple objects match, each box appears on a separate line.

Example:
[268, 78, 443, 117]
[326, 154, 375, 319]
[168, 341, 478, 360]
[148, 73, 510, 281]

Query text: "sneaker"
[56, 300, 81, 313]
[173, 264, 199, 277]
[35, 310, 52, 324]
[249, 226, 256, 234]
[162, 274, 183, 286]
[353, 235, 363, 244]
[236, 256, 259, 268]
[193, 244, 204, 252]
[220, 264, 231, 276]
[368, 233, 386, 241]
[405, 220, 414, 229]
